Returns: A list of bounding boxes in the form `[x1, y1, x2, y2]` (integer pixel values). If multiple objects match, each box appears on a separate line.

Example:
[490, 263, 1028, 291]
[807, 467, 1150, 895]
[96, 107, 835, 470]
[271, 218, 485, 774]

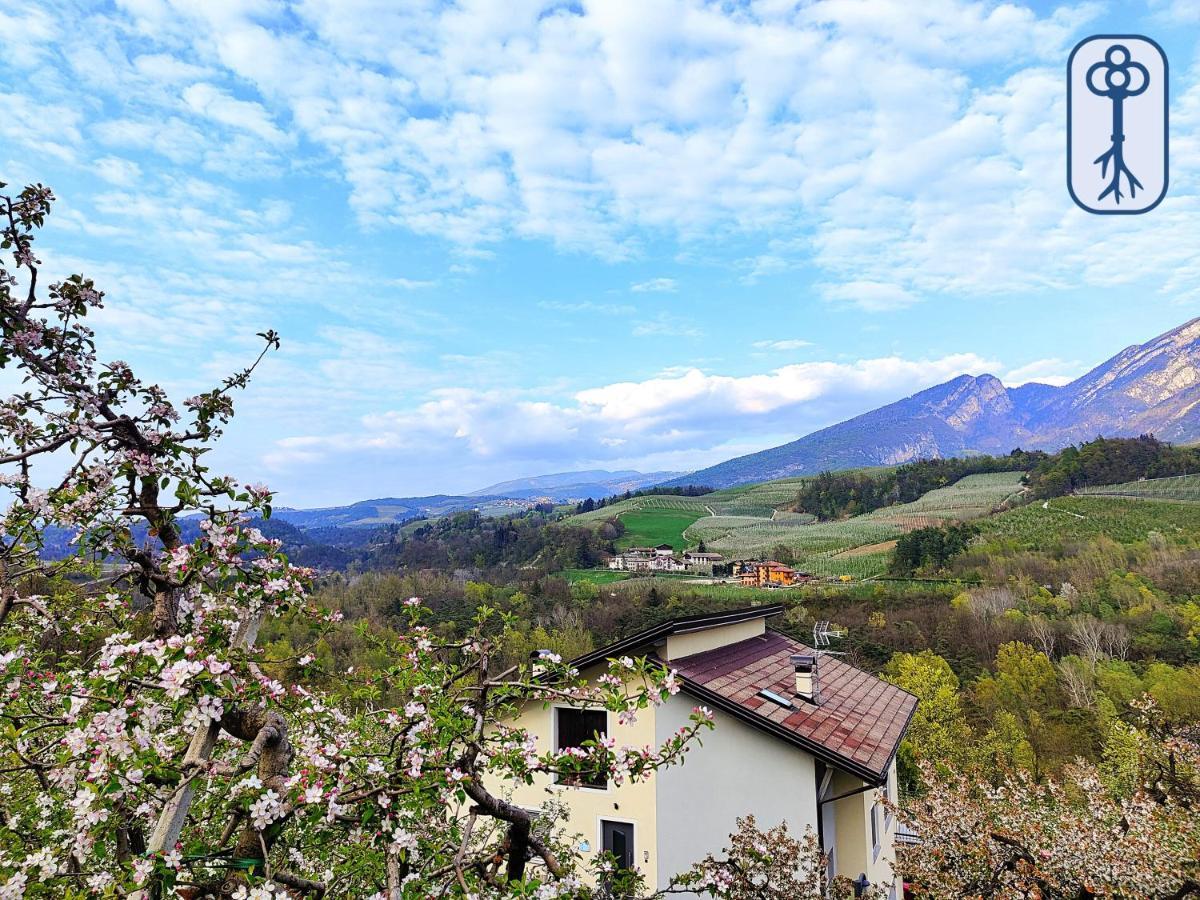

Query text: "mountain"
[271, 471, 681, 531]
[665, 318, 1200, 489]
[272, 495, 509, 530]
[469, 469, 682, 500]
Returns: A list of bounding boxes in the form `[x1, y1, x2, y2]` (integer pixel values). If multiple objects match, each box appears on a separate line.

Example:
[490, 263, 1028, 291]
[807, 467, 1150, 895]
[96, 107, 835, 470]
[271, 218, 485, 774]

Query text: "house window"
[555, 707, 607, 788]
[601, 820, 635, 871]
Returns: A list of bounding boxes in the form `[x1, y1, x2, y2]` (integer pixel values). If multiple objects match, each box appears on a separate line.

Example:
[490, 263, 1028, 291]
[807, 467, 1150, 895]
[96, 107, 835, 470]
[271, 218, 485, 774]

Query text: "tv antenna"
[812, 621, 847, 652]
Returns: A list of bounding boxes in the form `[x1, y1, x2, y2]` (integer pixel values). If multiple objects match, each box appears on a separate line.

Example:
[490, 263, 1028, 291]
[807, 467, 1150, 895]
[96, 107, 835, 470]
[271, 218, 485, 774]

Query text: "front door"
[601, 820, 635, 871]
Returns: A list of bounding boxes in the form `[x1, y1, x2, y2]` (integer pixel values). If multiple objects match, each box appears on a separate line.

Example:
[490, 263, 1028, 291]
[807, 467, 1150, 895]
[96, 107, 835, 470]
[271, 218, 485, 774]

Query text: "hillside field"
[1077, 473, 1200, 503]
[682, 471, 1027, 577]
[613, 508, 707, 550]
[977, 495, 1200, 547]
[567, 471, 1028, 579]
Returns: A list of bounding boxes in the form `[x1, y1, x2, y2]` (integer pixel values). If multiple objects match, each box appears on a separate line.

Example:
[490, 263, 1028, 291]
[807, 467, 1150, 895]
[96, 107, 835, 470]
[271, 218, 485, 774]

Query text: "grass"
[569, 494, 710, 524]
[559, 568, 631, 585]
[977, 496, 1200, 547]
[613, 508, 706, 550]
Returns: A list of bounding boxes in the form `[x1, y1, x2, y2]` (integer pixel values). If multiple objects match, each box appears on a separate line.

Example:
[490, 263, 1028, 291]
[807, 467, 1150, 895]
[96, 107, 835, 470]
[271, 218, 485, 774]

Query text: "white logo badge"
[1067, 35, 1168, 215]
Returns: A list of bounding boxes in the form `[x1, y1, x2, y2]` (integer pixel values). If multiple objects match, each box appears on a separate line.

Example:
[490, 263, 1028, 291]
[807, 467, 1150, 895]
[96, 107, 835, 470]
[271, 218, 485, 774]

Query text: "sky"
[2, 0, 1200, 507]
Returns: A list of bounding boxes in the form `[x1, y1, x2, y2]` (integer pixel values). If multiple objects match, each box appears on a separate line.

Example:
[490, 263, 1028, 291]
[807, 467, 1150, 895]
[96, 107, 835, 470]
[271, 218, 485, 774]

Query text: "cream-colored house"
[503, 605, 916, 897]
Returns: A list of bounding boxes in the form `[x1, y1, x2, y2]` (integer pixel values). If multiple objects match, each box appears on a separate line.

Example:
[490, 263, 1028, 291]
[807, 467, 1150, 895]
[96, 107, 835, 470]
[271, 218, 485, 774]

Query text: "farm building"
[682, 550, 725, 574]
[608, 546, 725, 574]
[608, 546, 686, 572]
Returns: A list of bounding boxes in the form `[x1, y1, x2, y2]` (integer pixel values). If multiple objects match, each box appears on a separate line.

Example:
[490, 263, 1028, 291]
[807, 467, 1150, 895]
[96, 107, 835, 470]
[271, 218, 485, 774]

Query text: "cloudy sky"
[3, 0, 1200, 505]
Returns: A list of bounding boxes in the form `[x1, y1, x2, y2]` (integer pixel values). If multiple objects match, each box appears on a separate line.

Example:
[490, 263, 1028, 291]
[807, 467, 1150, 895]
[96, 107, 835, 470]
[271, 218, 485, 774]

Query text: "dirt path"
[1043, 500, 1086, 519]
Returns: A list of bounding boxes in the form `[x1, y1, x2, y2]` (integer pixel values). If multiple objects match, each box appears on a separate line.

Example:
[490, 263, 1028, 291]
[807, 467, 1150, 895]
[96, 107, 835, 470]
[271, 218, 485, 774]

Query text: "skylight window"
[757, 689, 793, 709]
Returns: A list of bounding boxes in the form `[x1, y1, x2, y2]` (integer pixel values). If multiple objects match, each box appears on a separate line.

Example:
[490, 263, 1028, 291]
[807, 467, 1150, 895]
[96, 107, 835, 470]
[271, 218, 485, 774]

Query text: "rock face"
[667, 319, 1200, 489]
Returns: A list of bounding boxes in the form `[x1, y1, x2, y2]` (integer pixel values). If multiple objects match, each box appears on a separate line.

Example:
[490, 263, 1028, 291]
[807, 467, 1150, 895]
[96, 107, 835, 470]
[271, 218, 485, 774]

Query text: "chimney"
[790, 653, 820, 704]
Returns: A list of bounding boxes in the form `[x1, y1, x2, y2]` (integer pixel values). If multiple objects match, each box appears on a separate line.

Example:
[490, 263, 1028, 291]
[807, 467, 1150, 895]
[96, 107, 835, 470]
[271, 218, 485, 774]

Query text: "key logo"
[1068, 35, 1168, 214]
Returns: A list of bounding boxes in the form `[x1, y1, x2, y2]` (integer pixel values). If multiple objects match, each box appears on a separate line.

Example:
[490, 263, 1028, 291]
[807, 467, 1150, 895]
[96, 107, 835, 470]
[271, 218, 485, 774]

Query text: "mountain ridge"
[662, 318, 1200, 489]
[468, 469, 681, 499]
[271, 469, 679, 529]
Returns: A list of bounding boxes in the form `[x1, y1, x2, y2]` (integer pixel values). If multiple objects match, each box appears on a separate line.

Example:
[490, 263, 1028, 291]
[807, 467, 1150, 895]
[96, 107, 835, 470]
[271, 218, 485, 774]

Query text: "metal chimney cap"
[790, 653, 816, 671]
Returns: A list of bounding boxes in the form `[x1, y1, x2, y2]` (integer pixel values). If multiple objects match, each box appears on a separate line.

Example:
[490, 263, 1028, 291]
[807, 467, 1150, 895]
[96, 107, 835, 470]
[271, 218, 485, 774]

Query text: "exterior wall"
[828, 761, 900, 896]
[497, 680, 661, 888]
[664, 617, 764, 660]
[654, 692, 819, 893]
[735, 564, 796, 587]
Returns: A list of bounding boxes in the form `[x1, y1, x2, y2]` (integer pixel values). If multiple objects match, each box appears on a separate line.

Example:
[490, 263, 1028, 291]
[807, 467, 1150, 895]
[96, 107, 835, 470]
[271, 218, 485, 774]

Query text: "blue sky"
[3, 0, 1200, 506]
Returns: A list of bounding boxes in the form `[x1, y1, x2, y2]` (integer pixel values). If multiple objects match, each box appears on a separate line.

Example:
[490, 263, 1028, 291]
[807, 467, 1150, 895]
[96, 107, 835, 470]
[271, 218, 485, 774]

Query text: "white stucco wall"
[653, 692, 819, 892]
[826, 762, 900, 897]
[664, 618, 764, 660]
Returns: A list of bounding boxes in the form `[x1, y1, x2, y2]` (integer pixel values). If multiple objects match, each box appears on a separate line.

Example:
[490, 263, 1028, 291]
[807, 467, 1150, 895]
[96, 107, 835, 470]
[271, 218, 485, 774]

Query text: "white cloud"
[820, 281, 920, 311]
[631, 277, 677, 293]
[753, 339, 813, 351]
[538, 300, 636, 316]
[392, 277, 437, 290]
[631, 312, 701, 338]
[182, 83, 290, 146]
[16, 0, 1200, 312]
[265, 350, 1000, 485]
[0, 91, 82, 162]
[94, 156, 143, 186]
[1002, 358, 1083, 387]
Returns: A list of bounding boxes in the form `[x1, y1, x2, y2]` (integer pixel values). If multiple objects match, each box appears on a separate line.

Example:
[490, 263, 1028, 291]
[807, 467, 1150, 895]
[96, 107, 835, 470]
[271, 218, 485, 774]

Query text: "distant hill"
[469, 469, 682, 500]
[271, 470, 680, 531]
[272, 495, 508, 530]
[665, 318, 1200, 489]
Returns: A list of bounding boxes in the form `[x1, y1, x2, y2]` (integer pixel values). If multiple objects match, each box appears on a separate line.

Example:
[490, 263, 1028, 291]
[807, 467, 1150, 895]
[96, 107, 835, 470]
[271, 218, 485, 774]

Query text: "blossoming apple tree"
[898, 699, 1200, 898]
[0, 180, 715, 898]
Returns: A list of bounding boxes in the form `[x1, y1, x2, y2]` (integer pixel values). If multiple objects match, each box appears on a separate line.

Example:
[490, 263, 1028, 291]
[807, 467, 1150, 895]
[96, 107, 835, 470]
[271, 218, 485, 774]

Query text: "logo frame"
[1067, 33, 1169, 215]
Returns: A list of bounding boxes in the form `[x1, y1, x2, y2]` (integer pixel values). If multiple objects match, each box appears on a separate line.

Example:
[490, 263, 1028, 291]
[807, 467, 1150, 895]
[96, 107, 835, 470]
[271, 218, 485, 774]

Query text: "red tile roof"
[662, 630, 916, 781]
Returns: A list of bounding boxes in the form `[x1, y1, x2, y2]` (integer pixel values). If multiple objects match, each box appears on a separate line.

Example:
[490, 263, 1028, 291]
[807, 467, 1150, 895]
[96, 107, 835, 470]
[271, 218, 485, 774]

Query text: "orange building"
[736, 560, 800, 587]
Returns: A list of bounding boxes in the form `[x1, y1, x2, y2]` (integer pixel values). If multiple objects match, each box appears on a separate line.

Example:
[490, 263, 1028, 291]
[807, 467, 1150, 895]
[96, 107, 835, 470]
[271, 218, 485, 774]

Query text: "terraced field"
[680, 471, 1027, 578]
[978, 495, 1200, 547]
[569, 494, 710, 525]
[1077, 474, 1200, 503]
[569, 470, 1029, 579]
[866, 472, 1027, 525]
[704, 477, 813, 509]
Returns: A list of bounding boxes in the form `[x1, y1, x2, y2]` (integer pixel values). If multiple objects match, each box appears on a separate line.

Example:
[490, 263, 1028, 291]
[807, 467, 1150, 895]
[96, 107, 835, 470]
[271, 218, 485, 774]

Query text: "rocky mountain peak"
[666, 319, 1200, 489]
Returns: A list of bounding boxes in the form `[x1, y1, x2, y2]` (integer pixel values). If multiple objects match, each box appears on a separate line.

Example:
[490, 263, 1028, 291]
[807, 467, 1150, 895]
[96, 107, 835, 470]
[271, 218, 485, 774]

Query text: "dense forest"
[889, 522, 979, 575]
[359, 508, 620, 575]
[1024, 434, 1200, 496]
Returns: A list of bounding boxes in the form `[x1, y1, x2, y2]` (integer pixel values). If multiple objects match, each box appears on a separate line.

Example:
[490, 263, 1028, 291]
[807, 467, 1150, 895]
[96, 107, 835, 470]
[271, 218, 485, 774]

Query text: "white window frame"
[551, 704, 609, 793]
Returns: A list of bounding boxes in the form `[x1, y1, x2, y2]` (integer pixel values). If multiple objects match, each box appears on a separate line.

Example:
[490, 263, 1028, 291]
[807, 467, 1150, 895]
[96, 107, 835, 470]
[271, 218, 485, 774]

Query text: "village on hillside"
[607, 544, 813, 587]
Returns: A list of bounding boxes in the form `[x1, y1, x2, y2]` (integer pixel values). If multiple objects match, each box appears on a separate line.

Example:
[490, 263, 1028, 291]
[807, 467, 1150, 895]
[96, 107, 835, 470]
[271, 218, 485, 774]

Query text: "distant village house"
[608, 545, 724, 574]
[736, 559, 807, 587]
